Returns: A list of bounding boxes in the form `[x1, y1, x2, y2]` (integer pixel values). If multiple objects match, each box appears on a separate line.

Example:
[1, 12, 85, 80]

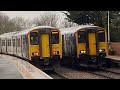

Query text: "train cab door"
[39, 29, 52, 59]
[41, 34, 50, 57]
[87, 29, 98, 56]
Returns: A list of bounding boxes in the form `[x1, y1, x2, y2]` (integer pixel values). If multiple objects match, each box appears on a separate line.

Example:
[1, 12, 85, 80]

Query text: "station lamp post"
[108, 11, 110, 49]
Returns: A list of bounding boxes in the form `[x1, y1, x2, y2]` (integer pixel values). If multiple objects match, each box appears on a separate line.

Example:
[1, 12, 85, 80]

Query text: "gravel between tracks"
[55, 67, 108, 79]
[92, 70, 120, 79]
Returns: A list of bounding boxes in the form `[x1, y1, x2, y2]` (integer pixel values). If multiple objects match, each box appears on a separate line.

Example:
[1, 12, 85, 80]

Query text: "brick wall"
[110, 42, 120, 55]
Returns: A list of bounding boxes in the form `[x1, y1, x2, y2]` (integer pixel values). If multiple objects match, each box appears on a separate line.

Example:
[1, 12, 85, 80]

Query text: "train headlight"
[80, 50, 86, 54]
[32, 52, 39, 56]
[53, 51, 59, 55]
[99, 49, 105, 53]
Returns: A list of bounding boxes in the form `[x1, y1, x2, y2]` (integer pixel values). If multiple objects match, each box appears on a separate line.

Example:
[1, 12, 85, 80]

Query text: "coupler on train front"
[75, 53, 107, 68]
[36, 56, 61, 71]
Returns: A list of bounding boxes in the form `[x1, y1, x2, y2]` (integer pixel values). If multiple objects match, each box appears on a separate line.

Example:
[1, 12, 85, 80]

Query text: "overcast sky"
[1, 11, 63, 20]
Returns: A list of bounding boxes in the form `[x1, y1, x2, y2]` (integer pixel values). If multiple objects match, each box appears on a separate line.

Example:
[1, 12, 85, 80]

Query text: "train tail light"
[80, 50, 86, 54]
[32, 52, 39, 56]
[99, 49, 105, 53]
[52, 51, 59, 55]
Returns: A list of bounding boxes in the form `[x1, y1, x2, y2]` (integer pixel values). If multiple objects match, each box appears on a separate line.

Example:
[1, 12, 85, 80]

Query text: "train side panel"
[62, 33, 77, 57]
[21, 35, 29, 60]
[16, 36, 22, 57]
[51, 30, 62, 60]
[28, 31, 39, 61]
[98, 28, 108, 56]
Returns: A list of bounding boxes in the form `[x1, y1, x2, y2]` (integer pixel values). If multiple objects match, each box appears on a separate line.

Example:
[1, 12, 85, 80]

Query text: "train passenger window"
[2, 40, 3, 46]
[23, 37, 25, 46]
[2, 40, 5, 46]
[17, 38, 20, 47]
[18, 38, 20, 47]
[4, 40, 5, 46]
[51, 31, 59, 44]
[30, 32, 38, 45]
[78, 31, 86, 43]
[13, 39, 15, 47]
[8, 39, 9, 46]
[98, 30, 105, 42]
[10, 39, 11, 46]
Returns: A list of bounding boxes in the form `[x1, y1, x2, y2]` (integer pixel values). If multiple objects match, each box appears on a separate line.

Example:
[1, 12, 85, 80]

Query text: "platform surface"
[106, 55, 120, 61]
[0, 55, 23, 79]
[0, 54, 52, 79]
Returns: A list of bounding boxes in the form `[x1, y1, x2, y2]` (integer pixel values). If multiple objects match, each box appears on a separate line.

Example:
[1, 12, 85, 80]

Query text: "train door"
[87, 29, 98, 56]
[39, 29, 52, 59]
[41, 34, 50, 57]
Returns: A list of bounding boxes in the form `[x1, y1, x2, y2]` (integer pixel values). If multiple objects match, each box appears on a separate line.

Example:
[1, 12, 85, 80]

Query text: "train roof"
[60, 25, 99, 34]
[14, 26, 56, 36]
[0, 31, 19, 38]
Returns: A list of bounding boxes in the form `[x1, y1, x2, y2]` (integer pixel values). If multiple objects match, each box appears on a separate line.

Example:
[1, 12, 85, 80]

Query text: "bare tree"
[60, 19, 78, 28]
[11, 17, 33, 31]
[0, 12, 33, 34]
[0, 11, 78, 35]
[33, 11, 62, 28]
[0, 12, 11, 34]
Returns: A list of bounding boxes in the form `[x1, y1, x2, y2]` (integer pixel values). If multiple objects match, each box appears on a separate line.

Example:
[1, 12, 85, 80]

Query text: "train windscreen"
[98, 30, 105, 42]
[30, 32, 38, 45]
[78, 31, 86, 43]
[51, 31, 59, 44]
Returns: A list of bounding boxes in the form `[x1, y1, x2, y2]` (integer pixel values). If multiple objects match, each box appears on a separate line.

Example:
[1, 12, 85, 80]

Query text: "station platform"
[0, 55, 23, 79]
[106, 55, 120, 66]
[0, 54, 52, 79]
[106, 55, 120, 61]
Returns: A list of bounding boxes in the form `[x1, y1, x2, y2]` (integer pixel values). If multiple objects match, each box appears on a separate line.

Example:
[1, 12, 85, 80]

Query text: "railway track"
[61, 64, 120, 79]
[86, 70, 114, 79]
[44, 70, 68, 79]
[100, 66, 120, 75]
[79, 66, 120, 79]
[29, 61, 67, 79]
[98, 67, 120, 79]
[52, 66, 108, 79]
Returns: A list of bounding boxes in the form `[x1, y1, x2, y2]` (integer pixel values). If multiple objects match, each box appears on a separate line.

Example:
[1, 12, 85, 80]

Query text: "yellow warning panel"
[88, 33, 96, 55]
[41, 34, 50, 57]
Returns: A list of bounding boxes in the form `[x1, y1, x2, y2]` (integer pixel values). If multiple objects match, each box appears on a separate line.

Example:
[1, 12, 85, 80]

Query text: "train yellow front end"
[76, 27, 108, 67]
[28, 27, 62, 69]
